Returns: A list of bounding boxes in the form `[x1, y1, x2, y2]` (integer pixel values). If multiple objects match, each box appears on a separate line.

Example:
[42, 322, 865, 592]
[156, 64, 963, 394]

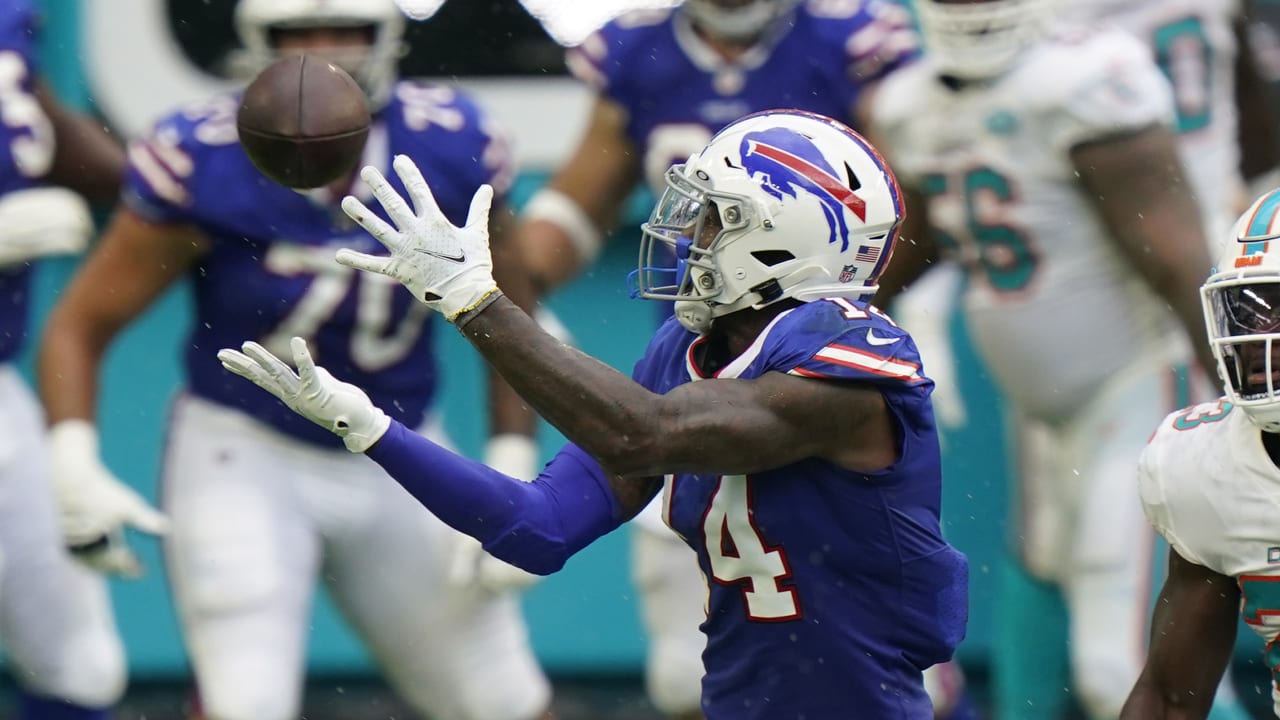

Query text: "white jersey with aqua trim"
[1139, 399, 1280, 716]
[872, 27, 1183, 423]
[1062, 0, 1245, 245]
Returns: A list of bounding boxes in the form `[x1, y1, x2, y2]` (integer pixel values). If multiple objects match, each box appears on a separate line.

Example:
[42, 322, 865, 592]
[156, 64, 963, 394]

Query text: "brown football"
[236, 55, 371, 189]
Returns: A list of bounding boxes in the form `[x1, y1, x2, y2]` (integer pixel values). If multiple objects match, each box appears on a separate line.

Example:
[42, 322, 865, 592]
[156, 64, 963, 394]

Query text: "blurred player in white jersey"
[1122, 188, 1280, 719]
[35, 2, 551, 719]
[502, 2, 974, 717]
[978, 0, 1263, 716]
[0, 1, 138, 717]
[1062, 0, 1278, 249]
[870, 1, 1230, 717]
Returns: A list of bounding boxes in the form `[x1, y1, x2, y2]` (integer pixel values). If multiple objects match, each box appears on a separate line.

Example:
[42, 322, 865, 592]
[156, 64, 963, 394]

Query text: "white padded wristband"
[48, 418, 99, 459]
[520, 188, 602, 265]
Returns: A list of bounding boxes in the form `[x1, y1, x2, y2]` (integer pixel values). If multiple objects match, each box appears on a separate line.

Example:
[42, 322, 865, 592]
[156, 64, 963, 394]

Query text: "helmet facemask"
[235, 0, 407, 108]
[634, 165, 767, 331]
[1203, 277, 1280, 430]
[681, 0, 800, 43]
[916, 0, 1048, 80]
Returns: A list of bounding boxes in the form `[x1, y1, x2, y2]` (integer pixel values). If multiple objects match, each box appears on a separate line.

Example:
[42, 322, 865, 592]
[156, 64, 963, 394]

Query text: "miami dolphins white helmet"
[235, 0, 406, 108]
[681, 0, 801, 43]
[1202, 189, 1280, 432]
[633, 109, 904, 334]
[915, 0, 1049, 80]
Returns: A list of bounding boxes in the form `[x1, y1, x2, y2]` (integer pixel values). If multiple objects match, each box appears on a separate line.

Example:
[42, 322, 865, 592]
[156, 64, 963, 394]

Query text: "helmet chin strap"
[675, 300, 714, 334]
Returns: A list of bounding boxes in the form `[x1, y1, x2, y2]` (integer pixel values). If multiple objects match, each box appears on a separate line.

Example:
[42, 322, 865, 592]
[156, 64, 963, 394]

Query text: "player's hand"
[0, 187, 93, 267]
[337, 155, 499, 323]
[450, 434, 543, 594]
[217, 337, 390, 453]
[48, 420, 170, 578]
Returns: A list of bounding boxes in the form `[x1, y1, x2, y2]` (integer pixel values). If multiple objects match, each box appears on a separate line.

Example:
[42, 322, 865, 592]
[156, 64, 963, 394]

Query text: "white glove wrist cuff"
[342, 407, 392, 454]
[49, 418, 100, 457]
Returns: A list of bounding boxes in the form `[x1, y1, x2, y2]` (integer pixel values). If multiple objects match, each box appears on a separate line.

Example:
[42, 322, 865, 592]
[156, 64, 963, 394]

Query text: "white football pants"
[0, 366, 125, 707]
[162, 394, 550, 720]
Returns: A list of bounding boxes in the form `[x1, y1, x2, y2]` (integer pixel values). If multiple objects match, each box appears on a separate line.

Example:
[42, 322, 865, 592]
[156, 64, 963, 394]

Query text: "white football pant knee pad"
[14, 628, 127, 709]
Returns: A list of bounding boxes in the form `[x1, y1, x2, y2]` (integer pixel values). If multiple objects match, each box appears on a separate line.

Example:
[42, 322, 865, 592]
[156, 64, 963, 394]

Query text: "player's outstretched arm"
[338, 155, 897, 479]
[1120, 549, 1239, 719]
[217, 337, 634, 574]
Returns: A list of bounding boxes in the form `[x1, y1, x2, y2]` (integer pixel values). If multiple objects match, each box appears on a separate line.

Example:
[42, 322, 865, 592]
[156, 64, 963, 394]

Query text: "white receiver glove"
[48, 420, 170, 578]
[338, 155, 499, 322]
[217, 337, 390, 453]
[0, 187, 93, 267]
[449, 434, 543, 594]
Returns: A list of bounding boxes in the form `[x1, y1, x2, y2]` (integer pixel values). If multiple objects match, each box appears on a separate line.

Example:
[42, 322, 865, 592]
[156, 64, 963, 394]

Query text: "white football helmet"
[634, 109, 904, 334]
[234, 0, 406, 108]
[915, 0, 1050, 80]
[681, 0, 801, 43]
[1202, 189, 1280, 432]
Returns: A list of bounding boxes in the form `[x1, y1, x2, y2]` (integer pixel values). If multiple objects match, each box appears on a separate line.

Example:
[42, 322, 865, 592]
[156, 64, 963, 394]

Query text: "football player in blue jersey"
[0, 0, 141, 718]
[35, 2, 552, 720]
[502, 2, 977, 717]
[219, 109, 970, 720]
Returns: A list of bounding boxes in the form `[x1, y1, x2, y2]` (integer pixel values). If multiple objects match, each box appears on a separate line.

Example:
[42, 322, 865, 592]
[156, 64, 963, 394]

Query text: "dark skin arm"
[457, 298, 898, 520]
[39, 208, 207, 423]
[1120, 549, 1240, 719]
[36, 81, 125, 206]
[511, 96, 641, 297]
[1071, 125, 1217, 376]
[486, 202, 537, 438]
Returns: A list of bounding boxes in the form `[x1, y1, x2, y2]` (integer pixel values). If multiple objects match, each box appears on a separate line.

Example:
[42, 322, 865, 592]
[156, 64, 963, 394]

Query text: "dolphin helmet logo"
[739, 127, 866, 251]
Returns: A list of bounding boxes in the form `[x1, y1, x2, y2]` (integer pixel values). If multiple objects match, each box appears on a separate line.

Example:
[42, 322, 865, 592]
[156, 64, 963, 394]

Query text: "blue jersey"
[568, 0, 917, 190]
[0, 0, 51, 363]
[631, 300, 968, 719]
[124, 82, 512, 446]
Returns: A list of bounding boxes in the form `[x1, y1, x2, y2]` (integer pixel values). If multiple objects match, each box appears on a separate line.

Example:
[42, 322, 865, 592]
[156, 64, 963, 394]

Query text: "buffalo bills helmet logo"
[740, 128, 866, 251]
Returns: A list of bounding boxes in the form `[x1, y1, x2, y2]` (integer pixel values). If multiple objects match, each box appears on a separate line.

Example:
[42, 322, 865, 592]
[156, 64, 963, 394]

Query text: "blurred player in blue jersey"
[501, 2, 974, 717]
[35, 2, 552, 720]
[0, 0, 138, 718]
[219, 108, 970, 720]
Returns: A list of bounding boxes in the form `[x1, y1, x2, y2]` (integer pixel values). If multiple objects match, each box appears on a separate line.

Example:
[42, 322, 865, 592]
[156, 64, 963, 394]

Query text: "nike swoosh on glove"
[217, 337, 390, 453]
[337, 154, 500, 323]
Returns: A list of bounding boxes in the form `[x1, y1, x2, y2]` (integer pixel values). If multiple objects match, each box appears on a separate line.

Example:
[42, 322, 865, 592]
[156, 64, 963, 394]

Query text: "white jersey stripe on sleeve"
[127, 141, 190, 207]
[812, 343, 922, 381]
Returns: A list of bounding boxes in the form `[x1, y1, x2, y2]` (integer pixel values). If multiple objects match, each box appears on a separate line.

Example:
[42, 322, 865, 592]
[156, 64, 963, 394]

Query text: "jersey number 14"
[703, 475, 801, 621]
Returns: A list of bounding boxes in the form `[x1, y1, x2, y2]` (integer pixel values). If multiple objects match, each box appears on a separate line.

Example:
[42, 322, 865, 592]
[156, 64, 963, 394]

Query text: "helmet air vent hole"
[844, 163, 862, 191]
[751, 250, 795, 266]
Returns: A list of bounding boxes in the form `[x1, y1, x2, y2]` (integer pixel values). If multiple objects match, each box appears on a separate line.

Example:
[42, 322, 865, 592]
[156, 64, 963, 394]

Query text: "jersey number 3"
[703, 475, 800, 621]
